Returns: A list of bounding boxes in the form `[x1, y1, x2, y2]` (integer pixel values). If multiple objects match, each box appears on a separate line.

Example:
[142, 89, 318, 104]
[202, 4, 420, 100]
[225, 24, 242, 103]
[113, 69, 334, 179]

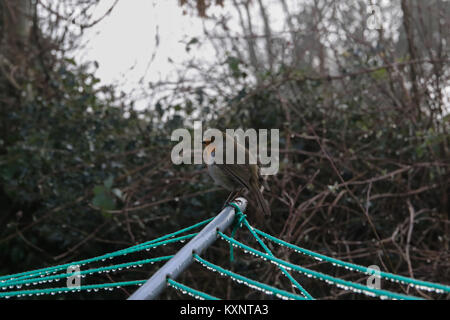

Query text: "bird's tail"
[250, 183, 271, 218]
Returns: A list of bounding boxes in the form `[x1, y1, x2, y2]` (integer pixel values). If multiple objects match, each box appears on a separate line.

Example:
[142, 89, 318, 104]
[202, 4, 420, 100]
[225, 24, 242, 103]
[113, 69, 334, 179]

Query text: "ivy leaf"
[185, 37, 199, 52]
[103, 176, 114, 189]
[226, 56, 241, 78]
[92, 185, 115, 211]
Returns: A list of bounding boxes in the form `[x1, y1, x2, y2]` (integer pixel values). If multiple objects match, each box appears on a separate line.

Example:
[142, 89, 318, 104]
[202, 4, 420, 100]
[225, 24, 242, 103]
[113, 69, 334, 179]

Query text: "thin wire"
[0, 216, 214, 282]
[167, 278, 221, 300]
[218, 232, 423, 300]
[253, 228, 450, 294]
[1, 256, 173, 289]
[194, 254, 307, 300]
[0, 280, 146, 298]
[228, 202, 314, 300]
[0, 233, 197, 285]
[2, 209, 448, 300]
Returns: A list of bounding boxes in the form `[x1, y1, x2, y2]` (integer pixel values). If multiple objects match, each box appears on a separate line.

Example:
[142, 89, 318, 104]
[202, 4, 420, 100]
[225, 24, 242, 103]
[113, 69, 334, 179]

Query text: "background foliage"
[0, 0, 449, 299]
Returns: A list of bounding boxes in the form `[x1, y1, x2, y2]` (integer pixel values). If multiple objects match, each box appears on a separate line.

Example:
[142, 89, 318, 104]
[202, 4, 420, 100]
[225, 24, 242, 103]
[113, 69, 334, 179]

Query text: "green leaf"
[93, 185, 105, 195]
[187, 37, 199, 45]
[64, 58, 77, 65]
[104, 176, 114, 189]
[372, 68, 387, 80]
[185, 37, 199, 52]
[92, 185, 115, 211]
[226, 56, 241, 78]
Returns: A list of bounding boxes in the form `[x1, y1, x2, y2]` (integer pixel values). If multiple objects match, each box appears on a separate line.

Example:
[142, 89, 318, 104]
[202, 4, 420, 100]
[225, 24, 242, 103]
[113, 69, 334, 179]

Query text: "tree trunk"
[400, 0, 422, 120]
[1, 0, 33, 47]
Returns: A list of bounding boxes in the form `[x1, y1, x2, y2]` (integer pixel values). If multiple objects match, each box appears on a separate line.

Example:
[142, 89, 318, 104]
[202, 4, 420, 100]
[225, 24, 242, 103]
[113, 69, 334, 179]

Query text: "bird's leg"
[233, 188, 245, 201]
[222, 190, 238, 209]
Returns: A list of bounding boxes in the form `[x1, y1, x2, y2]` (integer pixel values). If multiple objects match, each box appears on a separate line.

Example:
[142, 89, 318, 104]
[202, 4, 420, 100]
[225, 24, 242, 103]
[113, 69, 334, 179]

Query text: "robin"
[203, 131, 271, 218]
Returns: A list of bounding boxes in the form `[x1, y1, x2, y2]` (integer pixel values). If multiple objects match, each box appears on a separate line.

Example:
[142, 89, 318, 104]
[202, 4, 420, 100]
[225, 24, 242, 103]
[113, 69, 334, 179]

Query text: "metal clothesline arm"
[127, 197, 247, 300]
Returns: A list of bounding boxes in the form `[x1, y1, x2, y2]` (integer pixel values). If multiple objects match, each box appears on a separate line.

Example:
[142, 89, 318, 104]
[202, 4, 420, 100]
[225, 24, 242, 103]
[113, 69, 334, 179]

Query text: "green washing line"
[0, 217, 214, 299]
[128, 199, 247, 300]
[0, 280, 147, 298]
[0, 232, 196, 286]
[1, 256, 173, 289]
[167, 278, 220, 300]
[1, 210, 448, 300]
[227, 202, 313, 300]
[253, 228, 450, 294]
[0, 216, 214, 283]
[218, 232, 423, 300]
[193, 254, 307, 300]
[243, 219, 313, 299]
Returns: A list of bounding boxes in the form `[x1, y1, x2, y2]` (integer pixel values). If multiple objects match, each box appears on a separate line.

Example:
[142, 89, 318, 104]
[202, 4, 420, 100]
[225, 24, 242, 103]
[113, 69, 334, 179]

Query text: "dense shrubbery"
[0, 0, 448, 299]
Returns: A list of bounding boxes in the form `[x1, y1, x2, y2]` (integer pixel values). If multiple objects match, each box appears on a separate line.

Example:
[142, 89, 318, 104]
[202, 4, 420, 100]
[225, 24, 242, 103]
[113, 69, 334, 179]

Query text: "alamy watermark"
[366, 265, 381, 289]
[367, 2, 383, 30]
[66, 265, 81, 289]
[171, 122, 279, 175]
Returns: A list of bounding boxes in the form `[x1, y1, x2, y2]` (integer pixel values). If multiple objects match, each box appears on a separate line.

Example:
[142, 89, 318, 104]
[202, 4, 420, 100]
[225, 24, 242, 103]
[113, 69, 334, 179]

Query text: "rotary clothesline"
[1, 199, 449, 300]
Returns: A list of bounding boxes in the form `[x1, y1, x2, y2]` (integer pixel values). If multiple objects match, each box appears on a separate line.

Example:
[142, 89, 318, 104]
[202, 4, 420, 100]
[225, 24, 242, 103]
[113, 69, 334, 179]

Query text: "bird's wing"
[217, 131, 260, 189]
[217, 163, 252, 190]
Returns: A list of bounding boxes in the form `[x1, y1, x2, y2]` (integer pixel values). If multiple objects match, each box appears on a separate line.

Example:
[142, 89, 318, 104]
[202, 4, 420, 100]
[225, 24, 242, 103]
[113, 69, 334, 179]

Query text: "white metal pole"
[128, 197, 247, 300]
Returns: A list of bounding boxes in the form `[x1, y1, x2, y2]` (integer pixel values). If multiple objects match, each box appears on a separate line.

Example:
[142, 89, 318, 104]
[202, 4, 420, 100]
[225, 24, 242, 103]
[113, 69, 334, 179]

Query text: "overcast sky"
[75, 1, 450, 111]
[76, 1, 207, 104]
